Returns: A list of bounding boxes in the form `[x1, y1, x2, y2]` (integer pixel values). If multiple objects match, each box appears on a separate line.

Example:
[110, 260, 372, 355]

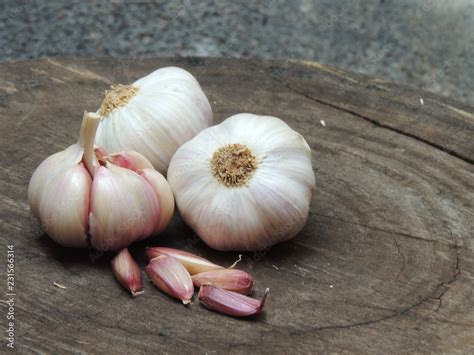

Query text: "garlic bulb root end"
[99, 84, 139, 116]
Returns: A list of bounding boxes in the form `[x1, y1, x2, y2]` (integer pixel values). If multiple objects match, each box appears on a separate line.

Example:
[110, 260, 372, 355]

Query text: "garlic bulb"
[28, 111, 175, 250]
[95, 67, 213, 173]
[168, 113, 315, 251]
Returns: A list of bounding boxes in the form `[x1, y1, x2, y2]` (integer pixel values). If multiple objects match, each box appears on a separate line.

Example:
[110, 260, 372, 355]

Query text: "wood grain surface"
[0, 57, 473, 353]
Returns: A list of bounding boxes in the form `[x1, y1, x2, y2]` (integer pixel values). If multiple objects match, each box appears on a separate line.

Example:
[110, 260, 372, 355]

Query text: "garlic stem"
[228, 254, 243, 269]
[79, 111, 102, 176]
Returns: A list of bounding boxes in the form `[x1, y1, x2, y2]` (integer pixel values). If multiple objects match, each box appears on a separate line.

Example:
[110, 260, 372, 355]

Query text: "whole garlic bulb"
[28, 111, 175, 251]
[95, 67, 213, 173]
[168, 113, 315, 251]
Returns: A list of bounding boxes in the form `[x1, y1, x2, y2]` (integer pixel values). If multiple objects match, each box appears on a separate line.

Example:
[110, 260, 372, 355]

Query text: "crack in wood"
[289, 241, 462, 334]
[393, 237, 404, 282]
[313, 212, 454, 246]
[434, 240, 462, 312]
[276, 79, 474, 165]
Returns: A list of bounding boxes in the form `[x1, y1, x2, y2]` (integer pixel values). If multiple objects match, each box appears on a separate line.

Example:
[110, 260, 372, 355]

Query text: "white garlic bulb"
[95, 67, 213, 173]
[168, 113, 315, 251]
[28, 111, 175, 251]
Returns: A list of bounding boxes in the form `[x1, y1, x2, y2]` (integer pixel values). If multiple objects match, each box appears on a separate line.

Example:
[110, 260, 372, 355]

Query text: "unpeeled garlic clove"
[111, 248, 143, 297]
[146, 247, 224, 275]
[139, 170, 175, 234]
[28, 123, 93, 248]
[192, 269, 253, 295]
[106, 151, 155, 171]
[198, 285, 269, 317]
[145, 254, 194, 304]
[89, 163, 161, 251]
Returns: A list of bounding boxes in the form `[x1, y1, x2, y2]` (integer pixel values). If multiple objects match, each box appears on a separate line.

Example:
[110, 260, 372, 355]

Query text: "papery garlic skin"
[198, 285, 268, 317]
[146, 247, 224, 275]
[28, 112, 175, 250]
[89, 164, 161, 251]
[28, 145, 91, 248]
[95, 67, 213, 173]
[145, 254, 194, 304]
[168, 113, 316, 251]
[139, 170, 175, 235]
[192, 269, 253, 295]
[111, 248, 143, 297]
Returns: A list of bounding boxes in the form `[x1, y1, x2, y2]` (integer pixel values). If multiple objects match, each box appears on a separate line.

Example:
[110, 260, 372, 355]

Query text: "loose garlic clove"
[95, 67, 213, 173]
[168, 113, 316, 251]
[198, 285, 269, 317]
[111, 248, 143, 297]
[145, 254, 194, 304]
[192, 269, 253, 295]
[146, 247, 224, 275]
[28, 111, 175, 250]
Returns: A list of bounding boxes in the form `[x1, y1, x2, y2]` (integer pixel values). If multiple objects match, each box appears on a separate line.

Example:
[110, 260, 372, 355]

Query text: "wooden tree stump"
[0, 58, 473, 353]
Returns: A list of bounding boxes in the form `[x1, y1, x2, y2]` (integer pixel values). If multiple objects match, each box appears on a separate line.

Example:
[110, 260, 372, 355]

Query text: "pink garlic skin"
[198, 285, 269, 317]
[139, 170, 175, 235]
[89, 164, 161, 251]
[105, 150, 154, 171]
[111, 248, 143, 297]
[146, 247, 224, 275]
[145, 254, 194, 304]
[192, 269, 253, 295]
[28, 112, 174, 251]
[28, 145, 91, 248]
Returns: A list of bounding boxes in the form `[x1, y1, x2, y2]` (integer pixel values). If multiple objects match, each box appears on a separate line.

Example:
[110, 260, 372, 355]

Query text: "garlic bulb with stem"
[28, 111, 175, 251]
[95, 67, 213, 173]
[168, 113, 316, 251]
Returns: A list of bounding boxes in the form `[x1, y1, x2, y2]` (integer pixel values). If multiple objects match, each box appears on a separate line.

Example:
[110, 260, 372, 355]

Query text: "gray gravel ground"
[0, 0, 473, 104]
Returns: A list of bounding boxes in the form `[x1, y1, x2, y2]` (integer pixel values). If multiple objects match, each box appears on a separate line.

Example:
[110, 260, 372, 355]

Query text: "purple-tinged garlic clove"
[89, 164, 161, 251]
[107, 151, 154, 171]
[111, 248, 143, 297]
[139, 169, 175, 234]
[146, 247, 224, 275]
[192, 269, 253, 295]
[198, 285, 269, 317]
[145, 254, 194, 304]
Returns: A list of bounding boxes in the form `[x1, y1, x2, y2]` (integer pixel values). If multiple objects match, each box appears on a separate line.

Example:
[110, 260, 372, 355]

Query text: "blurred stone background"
[0, 0, 472, 104]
